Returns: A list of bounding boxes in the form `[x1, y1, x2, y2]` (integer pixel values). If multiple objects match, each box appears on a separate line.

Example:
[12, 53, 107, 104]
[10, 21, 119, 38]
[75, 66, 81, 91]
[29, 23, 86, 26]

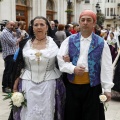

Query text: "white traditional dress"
[20, 36, 61, 120]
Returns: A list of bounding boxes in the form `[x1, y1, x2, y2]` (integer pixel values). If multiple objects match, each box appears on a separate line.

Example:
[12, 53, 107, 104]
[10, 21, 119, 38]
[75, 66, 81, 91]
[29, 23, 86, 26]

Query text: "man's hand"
[13, 32, 17, 37]
[104, 92, 111, 102]
[74, 66, 85, 76]
[63, 55, 70, 62]
[16, 35, 24, 45]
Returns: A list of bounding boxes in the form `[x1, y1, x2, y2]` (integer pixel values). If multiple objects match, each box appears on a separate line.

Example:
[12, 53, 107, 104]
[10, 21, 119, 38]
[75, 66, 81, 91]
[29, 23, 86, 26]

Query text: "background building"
[0, 0, 120, 30]
[103, 0, 120, 29]
[79, 0, 120, 29]
[0, 0, 83, 31]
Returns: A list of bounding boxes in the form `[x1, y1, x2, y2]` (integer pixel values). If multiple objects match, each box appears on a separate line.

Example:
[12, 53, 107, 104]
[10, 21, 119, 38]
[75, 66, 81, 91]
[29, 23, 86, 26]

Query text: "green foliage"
[3, 91, 27, 111]
[65, 9, 73, 13]
[96, 13, 105, 26]
[3, 93, 12, 100]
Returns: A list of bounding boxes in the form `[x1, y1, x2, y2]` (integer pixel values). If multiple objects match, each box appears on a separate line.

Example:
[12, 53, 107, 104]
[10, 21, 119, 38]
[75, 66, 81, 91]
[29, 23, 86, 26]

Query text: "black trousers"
[8, 109, 13, 120]
[2, 55, 14, 89]
[64, 82, 105, 120]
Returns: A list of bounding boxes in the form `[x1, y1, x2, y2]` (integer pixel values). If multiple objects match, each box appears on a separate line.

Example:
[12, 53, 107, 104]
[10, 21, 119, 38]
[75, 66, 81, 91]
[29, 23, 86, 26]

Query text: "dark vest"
[67, 32, 104, 87]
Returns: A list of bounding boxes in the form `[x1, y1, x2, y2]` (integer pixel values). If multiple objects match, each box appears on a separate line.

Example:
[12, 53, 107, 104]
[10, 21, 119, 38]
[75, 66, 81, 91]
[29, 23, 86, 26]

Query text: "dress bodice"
[20, 37, 61, 83]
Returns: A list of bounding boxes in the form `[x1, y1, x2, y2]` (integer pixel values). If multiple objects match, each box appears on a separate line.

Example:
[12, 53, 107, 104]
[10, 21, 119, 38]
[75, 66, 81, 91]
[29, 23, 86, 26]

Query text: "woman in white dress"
[11, 16, 65, 120]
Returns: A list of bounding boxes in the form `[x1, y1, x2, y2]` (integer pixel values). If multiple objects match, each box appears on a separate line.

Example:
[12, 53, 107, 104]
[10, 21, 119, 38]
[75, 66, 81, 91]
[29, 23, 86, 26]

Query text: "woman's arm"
[57, 37, 76, 74]
[13, 77, 20, 92]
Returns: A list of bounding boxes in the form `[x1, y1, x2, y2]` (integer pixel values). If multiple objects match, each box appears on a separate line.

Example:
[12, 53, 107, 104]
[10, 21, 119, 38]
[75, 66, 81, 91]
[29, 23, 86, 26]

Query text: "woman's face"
[104, 32, 107, 37]
[110, 33, 114, 39]
[33, 18, 48, 36]
[23, 24, 26, 30]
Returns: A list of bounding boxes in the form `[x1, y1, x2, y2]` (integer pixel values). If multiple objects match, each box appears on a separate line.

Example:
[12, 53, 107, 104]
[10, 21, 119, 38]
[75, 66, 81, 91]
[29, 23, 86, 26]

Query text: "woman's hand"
[13, 77, 20, 92]
[63, 55, 70, 62]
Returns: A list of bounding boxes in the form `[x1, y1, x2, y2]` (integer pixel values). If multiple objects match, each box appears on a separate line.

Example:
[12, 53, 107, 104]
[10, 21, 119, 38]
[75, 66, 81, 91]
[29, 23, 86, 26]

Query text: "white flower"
[99, 94, 107, 102]
[29, 52, 42, 62]
[3, 91, 27, 111]
[11, 92, 24, 107]
[29, 54, 36, 60]
[99, 94, 109, 111]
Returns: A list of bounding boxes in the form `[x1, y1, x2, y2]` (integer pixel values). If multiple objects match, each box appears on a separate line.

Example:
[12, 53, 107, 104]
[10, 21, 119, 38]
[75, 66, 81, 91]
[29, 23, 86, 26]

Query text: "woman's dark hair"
[65, 24, 70, 30]
[28, 19, 34, 38]
[29, 16, 53, 39]
[110, 32, 114, 37]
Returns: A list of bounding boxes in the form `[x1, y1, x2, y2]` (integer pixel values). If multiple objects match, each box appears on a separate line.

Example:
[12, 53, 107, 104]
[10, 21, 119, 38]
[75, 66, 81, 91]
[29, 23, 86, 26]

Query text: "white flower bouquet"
[99, 94, 109, 111]
[3, 91, 27, 111]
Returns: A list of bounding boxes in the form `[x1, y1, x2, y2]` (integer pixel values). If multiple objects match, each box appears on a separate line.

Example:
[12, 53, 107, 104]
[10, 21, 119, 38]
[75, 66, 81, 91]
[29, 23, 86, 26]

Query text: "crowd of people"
[0, 9, 120, 120]
[95, 23, 120, 99]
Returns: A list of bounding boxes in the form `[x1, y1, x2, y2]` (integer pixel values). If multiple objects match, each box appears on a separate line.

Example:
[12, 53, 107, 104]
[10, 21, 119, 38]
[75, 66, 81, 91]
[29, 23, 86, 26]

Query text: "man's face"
[50, 22, 55, 29]
[79, 16, 95, 34]
[6, 21, 15, 31]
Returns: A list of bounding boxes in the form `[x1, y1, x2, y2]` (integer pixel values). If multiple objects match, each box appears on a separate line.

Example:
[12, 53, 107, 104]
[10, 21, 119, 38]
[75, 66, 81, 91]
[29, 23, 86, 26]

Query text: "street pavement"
[0, 53, 10, 120]
[0, 52, 120, 120]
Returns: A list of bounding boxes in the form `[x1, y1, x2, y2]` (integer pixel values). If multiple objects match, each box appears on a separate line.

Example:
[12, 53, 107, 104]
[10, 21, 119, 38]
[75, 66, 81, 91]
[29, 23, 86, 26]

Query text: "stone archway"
[46, 0, 56, 21]
[16, 0, 29, 31]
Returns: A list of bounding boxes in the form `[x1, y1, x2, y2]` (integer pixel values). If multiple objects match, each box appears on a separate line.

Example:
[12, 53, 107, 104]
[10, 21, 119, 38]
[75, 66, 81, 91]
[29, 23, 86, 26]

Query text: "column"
[0, 1, 1, 21]
[11, 0, 16, 20]
[40, 0, 46, 17]
[32, 0, 38, 18]
[37, 0, 40, 16]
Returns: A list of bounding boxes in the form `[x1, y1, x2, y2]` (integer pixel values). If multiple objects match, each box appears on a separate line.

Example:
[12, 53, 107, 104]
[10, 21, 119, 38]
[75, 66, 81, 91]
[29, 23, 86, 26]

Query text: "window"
[105, 0, 110, 3]
[107, 8, 109, 16]
[16, 10, 25, 16]
[46, 0, 55, 21]
[16, 0, 27, 5]
[114, 8, 115, 14]
[107, 24, 111, 27]
[110, 8, 113, 16]
[21, 0, 26, 5]
[46, 0, 54, 10]
[85, 0, 90, 3]
[105, 8, 106, 16]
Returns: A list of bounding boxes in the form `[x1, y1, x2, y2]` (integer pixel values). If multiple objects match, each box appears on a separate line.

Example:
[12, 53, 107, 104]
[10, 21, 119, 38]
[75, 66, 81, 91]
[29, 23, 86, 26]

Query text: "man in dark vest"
[57, 10, 114, 120]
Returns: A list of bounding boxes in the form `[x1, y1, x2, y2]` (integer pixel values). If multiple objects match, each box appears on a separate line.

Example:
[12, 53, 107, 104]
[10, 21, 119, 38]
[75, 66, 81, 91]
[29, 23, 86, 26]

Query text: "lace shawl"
[10, 38, 28, 89]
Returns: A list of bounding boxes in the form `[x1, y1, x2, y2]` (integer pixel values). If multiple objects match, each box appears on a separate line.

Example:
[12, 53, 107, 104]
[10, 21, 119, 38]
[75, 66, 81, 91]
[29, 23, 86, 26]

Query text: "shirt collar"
[5, 27, 12, 33]
[81, 34, 92, 41]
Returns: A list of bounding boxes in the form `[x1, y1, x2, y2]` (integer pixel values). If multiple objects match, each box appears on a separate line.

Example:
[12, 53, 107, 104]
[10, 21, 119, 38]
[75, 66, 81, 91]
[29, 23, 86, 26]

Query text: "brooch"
[35, 52, 42, 65]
